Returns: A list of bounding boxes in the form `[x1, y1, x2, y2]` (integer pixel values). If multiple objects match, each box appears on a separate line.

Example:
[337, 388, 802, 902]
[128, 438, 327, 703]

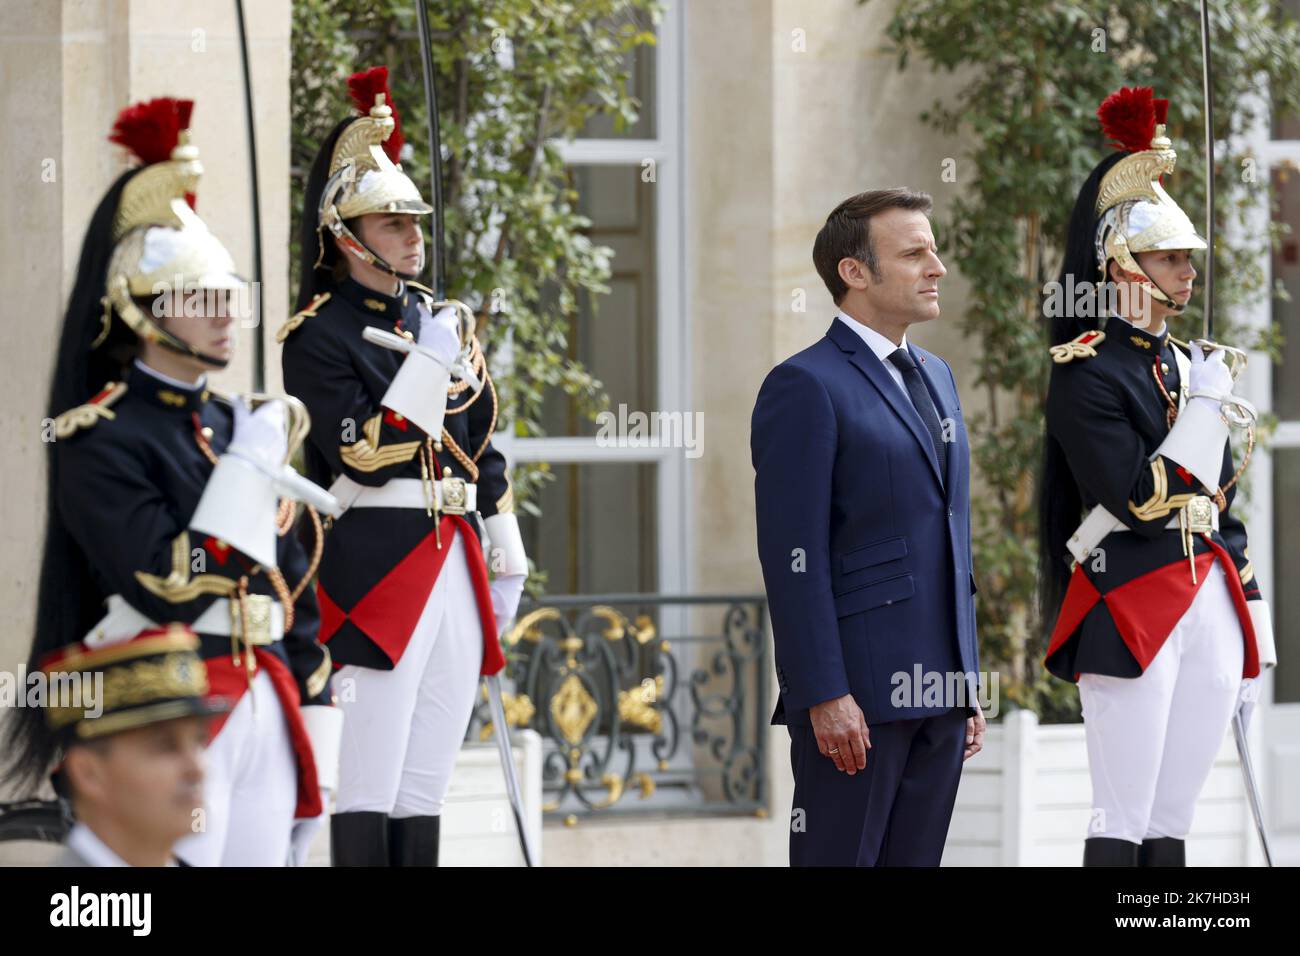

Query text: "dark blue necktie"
[887, 347, 946, 483]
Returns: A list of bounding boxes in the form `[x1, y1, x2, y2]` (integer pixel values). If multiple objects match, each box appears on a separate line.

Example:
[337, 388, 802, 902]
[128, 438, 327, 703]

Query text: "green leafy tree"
[873, 0, 1300, 719]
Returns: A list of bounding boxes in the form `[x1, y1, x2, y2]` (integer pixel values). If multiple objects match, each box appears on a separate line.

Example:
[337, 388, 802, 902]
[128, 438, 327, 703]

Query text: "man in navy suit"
[752, 188, 985, 866]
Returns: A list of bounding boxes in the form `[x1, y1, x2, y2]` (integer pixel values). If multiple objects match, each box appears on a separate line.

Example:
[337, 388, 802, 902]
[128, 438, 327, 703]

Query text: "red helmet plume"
[348, 65, 405, 163]
[108, 98, 194, 166]
[1097, 86, 1169, 154]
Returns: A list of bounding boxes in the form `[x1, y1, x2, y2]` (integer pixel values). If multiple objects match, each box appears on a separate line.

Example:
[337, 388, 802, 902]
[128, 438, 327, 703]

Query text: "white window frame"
[1241, 103, 1300, 706]
[499, 2, 691, 598]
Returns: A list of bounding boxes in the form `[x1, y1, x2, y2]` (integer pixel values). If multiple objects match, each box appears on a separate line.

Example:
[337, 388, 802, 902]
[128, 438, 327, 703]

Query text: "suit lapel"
[827, 320, 944, 492]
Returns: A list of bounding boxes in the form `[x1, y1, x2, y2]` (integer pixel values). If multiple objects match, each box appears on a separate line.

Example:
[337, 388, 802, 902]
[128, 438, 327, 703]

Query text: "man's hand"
[809, 694, 870, 774]
[964, 701, 986, 761]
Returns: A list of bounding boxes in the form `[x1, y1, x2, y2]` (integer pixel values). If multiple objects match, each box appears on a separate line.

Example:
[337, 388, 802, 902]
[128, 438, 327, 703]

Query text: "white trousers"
[173, 670, 298, 866]
[334, 529, 483, 818]
[1079, 562, 1243, 844]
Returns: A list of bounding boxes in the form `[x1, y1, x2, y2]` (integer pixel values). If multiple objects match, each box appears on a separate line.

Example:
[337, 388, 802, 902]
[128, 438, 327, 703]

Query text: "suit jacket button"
[948, 509, 954, 518]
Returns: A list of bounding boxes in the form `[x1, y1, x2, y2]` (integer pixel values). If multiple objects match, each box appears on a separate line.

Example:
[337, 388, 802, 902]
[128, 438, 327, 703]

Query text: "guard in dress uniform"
[27, 625, 230, 867]
[281, 66, 527, 866]
[4, 97, 343, 866]
[1039, 87, 1275, 866]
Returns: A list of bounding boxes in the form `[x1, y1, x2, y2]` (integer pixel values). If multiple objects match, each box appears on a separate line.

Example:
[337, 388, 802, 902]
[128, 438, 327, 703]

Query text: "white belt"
[1067, 497, 1220, 565]
[84, 594, 285, 648]
[327, 475, 477, 516]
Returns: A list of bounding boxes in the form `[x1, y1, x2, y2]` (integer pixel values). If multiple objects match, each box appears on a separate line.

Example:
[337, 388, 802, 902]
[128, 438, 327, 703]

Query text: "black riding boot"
[1138, 837, 1186, 867]
[330, 811, 390, 867]
[389, 815, 440, 867]
[1083, 837, 1139, 866]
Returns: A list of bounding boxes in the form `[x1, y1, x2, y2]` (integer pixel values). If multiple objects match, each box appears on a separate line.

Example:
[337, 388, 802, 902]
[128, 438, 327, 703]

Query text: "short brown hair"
[813, 188, 933, 304]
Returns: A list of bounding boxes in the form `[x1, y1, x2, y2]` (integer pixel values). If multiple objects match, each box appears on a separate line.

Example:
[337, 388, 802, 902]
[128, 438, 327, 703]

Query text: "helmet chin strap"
[1112, 260, 1186, 320]
[106, 281, 235, 370]
[152, 331, 232, 370]
[321, 215, 422, 284]
[342, 235, 421, 282]
[1136, 271, 1187, 318]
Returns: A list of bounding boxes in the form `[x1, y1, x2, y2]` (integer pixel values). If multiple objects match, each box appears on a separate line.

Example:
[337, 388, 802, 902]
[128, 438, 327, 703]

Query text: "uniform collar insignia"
[128, 363, 208, 413]
[339, 276, 404, 317]
[1104, 314, 1168, 356]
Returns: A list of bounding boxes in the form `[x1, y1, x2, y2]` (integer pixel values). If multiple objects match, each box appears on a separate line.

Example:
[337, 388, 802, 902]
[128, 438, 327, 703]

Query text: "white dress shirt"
[1109, 312, 1167, 338]
[133, 358, 207, 392]
[66, 823, 132, 867]
[65, 822, 180, 867]
[834, 311, 909, 394]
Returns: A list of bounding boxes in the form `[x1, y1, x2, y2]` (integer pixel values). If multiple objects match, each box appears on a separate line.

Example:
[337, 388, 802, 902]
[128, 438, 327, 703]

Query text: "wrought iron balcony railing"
[465, 593, 770, 823]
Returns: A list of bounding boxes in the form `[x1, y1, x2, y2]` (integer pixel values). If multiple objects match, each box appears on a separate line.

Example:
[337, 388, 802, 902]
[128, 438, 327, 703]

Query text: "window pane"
[1272, 167, 1300, 420]
[541, 164, 657, 437]
[578, 16, 656, 139]
[1274, 448, 1300, 704]
[1277, 0, 1300, 138]
[519, 463, 658, 594]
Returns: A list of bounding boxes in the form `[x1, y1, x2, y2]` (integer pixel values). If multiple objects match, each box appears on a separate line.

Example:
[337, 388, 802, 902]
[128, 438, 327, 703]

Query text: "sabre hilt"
[230, 393, 342, 517]
[362, 308, 482, 393]
[1177, 337, 1255, 429]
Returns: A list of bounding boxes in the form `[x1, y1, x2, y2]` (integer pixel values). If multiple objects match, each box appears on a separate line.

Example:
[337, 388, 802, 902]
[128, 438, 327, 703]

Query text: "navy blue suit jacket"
[752, 317, 979, 727]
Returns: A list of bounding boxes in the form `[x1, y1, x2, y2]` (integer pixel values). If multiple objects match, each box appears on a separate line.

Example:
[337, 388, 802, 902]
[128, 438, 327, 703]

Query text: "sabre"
[1200, 0, 1271, 866]
[484, 673, 537, 867]
[413, 0, 534, 867]
[234, 0, 266, 390]
[1232, 711, 1274, 867]
[1173, 5, 1250, 382]
[1198, 0, 1216, 342]
[414, 0, 447, 299]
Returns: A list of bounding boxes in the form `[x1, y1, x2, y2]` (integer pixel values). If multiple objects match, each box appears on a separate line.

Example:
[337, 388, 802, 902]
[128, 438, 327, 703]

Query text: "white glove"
[1236, 677, 1262, 734]
[228, 398, 288, 472]
[1188, 345, 1234, 406]
[288, 802, 327, 867]
[226, 398, 341, 518]
[489, 573, 527, 637]
[417, 305, 462, 365]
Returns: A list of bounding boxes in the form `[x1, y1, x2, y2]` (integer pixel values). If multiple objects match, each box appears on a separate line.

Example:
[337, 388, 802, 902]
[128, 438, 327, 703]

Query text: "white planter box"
[540, 715, 1271, 866]
[945, 710, 1265, 866]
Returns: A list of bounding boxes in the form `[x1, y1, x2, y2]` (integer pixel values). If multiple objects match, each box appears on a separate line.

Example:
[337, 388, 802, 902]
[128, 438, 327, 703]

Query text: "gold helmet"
[316, 66, 433, 280]
[101, 98, 246, 367]
[1094, 86, 1206, 314]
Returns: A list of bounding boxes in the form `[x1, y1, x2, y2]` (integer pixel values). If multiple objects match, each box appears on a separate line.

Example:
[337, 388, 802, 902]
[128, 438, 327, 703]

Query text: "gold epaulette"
[1049, 329, 1106, 364]
[276, 292, 331, 343]
[53, 382, 128, 438]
